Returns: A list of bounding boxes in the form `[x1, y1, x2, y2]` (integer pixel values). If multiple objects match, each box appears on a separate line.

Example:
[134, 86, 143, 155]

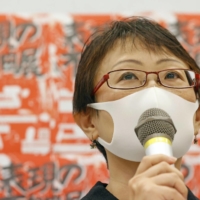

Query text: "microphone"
[135, 108, 176, 157]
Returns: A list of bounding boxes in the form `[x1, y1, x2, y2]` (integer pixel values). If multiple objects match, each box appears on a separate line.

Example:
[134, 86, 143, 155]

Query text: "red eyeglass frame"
[92, 68, 200, 95]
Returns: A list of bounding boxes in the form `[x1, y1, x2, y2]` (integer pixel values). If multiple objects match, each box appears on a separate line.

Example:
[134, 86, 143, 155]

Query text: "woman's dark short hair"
[73, 16, 200, 161]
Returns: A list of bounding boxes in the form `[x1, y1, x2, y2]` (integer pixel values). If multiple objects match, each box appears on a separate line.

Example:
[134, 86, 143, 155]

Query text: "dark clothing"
[81, 181, 199, 200]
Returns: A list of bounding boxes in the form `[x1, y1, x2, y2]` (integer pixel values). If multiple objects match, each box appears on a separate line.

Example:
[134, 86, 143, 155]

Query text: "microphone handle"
[144, 136, 173, 157]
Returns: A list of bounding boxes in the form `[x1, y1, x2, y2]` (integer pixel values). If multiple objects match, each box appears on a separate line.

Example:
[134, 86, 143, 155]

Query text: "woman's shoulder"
[80, 181, 118, 200]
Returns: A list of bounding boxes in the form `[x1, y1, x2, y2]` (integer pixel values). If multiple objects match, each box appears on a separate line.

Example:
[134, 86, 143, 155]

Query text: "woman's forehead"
[99, 39, 184, 68]
[104, 38, 177, 60]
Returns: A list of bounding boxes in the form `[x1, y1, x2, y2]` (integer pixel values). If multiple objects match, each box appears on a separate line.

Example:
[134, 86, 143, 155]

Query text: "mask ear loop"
[195, 73, 200, 104]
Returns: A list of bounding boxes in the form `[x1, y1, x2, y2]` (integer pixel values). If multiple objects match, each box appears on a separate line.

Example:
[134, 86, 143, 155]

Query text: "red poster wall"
[0, 13, 199, 199]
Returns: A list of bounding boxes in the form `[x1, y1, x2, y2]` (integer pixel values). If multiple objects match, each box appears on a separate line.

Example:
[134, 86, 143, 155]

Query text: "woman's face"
[91, 40, 197, 143]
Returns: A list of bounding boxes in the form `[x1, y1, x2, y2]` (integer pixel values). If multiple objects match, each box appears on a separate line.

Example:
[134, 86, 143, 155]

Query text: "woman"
[73, 17, 200, 200]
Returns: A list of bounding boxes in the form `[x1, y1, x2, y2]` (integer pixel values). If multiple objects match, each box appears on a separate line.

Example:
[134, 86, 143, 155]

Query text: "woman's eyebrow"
[112, 59, 143, 69]
[156, 58, 183, 65]
[112, 58, 186, 70]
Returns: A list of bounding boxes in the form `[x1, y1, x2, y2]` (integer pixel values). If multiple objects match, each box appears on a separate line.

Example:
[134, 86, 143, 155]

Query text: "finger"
[152, 173, 188, 199]
[140, 161, 184, 180]
[128, 181, 187, 200]
[159, 186, 187, 200]
[136, 154, 177, 174]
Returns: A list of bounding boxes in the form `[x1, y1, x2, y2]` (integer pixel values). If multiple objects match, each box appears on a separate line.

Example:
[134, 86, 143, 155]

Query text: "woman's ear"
[73, 108, 99, 140]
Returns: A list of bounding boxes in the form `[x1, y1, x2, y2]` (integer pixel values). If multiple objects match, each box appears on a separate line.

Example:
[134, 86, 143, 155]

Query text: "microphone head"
[135, 108, 176, 146]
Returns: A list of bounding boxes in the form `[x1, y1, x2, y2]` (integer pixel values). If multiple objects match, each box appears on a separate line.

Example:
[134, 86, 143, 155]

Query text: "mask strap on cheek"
[195, 74, 200, 103]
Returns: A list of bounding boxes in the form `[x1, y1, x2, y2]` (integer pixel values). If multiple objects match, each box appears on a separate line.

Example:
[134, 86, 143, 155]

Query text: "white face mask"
[88, 87, 198, 161]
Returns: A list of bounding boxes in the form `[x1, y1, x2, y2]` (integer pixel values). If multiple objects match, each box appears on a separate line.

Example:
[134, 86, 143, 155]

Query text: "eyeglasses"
[92, 69, 198, 95]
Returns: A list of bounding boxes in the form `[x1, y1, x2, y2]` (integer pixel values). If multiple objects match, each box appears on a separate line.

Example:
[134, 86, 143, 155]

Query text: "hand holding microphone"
[128, 108, 188, 200]
[128, 154, 187, 200]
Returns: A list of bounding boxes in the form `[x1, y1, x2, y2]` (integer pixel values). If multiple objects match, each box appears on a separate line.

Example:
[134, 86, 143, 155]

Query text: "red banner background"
[0, 13, 199, 199]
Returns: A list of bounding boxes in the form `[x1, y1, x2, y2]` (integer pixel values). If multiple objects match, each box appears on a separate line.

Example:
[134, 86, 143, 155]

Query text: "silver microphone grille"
[135, 108, 176, 146]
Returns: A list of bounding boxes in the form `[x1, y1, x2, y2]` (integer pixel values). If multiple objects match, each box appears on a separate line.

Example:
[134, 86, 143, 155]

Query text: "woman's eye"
[121, 73, 138, 80]
[165, 72, 179, 79]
